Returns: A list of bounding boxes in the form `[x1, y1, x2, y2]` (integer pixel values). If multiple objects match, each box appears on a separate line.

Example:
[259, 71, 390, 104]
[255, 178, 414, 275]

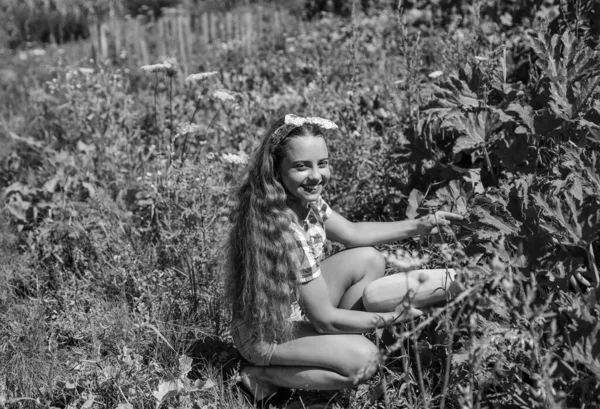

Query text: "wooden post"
[245, 12, 252, 55]
[184, 12, 193, 69]
[122, 16, 131, 61]
[111, 7, 120, 58]
[177, 9, 188, 76]
[236, 11, 243, 49]
[99, 22, 109, 59]
[257, 6, 263, 43]
[157, 18, 166, 58]
[201, 12, 209, 49]
[209, 11, 217, 45]
[274, 10, 281, 39]
[137, 16, 150, 66]
[89, 20, 98, 61]
[225, 11, 233, 46]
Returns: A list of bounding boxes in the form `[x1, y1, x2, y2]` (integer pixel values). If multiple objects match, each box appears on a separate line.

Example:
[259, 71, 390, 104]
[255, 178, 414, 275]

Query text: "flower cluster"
[176, 123, 204, 137]
[140, 58, 177, 77]
[185, 71, 218, 84]
[221, 152, 249, 165]
[212, 89, 237, 102]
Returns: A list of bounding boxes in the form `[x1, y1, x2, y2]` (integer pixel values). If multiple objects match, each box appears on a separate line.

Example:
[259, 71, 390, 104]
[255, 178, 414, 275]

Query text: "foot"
[240, 367, 279, 403]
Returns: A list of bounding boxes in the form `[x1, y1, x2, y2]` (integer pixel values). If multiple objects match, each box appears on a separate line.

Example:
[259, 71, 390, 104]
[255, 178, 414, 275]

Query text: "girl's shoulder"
[315, 196, 333, 221]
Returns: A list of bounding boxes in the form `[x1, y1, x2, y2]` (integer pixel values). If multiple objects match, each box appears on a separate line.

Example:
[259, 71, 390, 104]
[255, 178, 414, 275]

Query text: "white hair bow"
[271, 114, 338, 145]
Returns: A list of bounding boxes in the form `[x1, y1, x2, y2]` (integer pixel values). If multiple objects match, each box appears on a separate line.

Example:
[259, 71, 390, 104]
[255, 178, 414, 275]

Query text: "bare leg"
[241, 321, 380, 395]
[320, 247, 386, 310]
[363, 268, 461, 312]
[241, 248, 386, 397]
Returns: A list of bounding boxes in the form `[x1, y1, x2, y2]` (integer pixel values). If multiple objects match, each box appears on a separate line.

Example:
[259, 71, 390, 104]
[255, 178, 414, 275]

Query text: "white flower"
[79, 68, 94, 75]
[176, 123, 204, 136]
[221, 152, 249, 165]
[31, 49, 46, 56]
[212, 89, 236, 102]
[141, 59, 177, 76]
[474, 56, 489, 62]
[428, 70, 443, 79]
[186, 71, 218, 83]
[141, 63, 170, 73]
[206, 152, 215, 160]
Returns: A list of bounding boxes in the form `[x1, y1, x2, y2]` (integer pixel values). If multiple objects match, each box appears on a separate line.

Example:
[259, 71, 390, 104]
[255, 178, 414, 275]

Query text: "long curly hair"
[224, 117, 326, 343]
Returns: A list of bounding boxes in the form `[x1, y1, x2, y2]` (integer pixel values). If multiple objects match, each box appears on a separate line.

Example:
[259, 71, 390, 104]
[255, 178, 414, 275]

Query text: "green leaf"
[152, 380, 183, 403]
[472, 206, 519, 236]
[447, 110, 503, 154]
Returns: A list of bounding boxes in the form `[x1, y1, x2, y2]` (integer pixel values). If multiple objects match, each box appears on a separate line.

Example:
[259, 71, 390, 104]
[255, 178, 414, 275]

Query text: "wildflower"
[140, 63, 170, 73]
[206, 152, 215, 160]
[79, 68, 94, 75]
[212, 89, 237, 102]
[140, 58, 178, 76]
[31, 49, 46, 56]
[186, 71, 218, 83]
[176, 123, 204, 137]
[163, 57, 178, 77]
[222, 152, 249, 165]
[428, 70, 443, 79]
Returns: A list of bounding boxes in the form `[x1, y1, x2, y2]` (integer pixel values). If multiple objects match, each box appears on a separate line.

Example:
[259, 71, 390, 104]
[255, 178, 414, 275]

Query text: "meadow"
[1, 0, 599, 408]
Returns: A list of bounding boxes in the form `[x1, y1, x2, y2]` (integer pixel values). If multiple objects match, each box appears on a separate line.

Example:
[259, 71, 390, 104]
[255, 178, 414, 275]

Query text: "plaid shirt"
[287, 196, 332, 284]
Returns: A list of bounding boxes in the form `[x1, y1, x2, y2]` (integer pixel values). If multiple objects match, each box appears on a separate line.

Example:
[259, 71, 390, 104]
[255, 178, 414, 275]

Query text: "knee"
[358, 247, 386, 279]
[344, 341, 380, 386]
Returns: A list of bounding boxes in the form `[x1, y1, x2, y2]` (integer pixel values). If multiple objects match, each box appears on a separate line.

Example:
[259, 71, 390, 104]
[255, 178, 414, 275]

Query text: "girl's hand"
[417, 211, 465, 236]
[392, 304, 423, 323]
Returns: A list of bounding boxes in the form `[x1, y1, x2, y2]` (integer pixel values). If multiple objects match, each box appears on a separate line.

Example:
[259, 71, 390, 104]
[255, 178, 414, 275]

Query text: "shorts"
[231, 319, 277, 366]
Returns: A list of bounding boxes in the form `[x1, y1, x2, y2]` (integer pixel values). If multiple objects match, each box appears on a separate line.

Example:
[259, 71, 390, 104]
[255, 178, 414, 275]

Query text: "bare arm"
[325, 210, 465, 248]
[298, 275, 420, 334]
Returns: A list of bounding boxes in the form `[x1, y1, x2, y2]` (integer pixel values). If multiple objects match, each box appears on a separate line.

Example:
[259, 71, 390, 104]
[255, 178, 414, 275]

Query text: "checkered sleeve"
[288, 225, 321, 284]
[318, 196, 333, 221]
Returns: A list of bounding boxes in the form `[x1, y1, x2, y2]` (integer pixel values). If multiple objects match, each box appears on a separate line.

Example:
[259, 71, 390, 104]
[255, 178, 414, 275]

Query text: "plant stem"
[168, 76, 173, 172]
[587, 242, 599, 288]
[482, 145, 497, 186]
[153, 72, 160, 152]
[179, 96, 203, 162]
[410, 320, 429, 409]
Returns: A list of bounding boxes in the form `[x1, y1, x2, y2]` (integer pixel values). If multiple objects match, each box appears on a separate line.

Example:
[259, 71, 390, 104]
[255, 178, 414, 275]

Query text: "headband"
[271, 114, 338, 146]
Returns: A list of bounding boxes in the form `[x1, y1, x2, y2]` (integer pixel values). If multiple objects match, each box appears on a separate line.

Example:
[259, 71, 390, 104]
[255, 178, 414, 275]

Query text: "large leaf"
[442, 110, 503, 154]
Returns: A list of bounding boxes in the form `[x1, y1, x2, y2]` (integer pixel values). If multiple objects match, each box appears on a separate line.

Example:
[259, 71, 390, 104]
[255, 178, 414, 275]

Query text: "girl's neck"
[287, 198, 310, 220]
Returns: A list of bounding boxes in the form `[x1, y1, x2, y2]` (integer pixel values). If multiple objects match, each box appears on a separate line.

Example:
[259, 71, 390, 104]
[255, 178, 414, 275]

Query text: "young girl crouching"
[224, 114, 464, 403]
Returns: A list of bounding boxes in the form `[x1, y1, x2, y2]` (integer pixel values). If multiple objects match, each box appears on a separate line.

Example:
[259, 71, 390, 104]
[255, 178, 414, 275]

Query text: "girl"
[224, 114, 464, 403]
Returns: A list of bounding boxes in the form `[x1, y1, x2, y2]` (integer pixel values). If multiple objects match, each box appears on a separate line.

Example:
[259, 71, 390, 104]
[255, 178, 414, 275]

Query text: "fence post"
[273, 10, 281, 38]
[157, 18, 166, 58]
[184, 11, 193, 70]
[257, 6, 263, 43]
[201, 12, 209, 50]
[177, 8, 188, 76]
[136, 16, 150, 66]
[89, 20, 98, 61]
[245, 12, 253, 55]
[111, 7, 121, 58]
[225, 11, 233, 47]
[209, 11, 217, 45]
[99, 22, 109, 60]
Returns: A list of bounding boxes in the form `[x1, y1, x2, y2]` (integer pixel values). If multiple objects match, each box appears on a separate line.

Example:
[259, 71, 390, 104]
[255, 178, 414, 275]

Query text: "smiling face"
[279, 135, 330, 209]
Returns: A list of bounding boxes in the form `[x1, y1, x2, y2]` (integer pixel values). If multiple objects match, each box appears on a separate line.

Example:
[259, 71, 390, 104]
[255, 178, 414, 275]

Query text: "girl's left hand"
[417, 211, 465, 236]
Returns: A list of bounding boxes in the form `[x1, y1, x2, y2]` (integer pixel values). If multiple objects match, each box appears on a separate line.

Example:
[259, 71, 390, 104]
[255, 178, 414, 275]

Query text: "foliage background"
[1, 0, 599, 408]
